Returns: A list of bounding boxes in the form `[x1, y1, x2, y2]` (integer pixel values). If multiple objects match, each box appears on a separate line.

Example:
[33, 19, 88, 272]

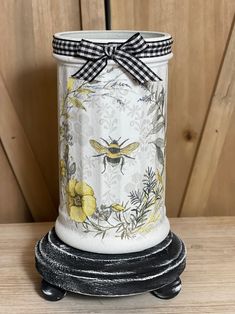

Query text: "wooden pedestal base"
[35, 228, 186, 301]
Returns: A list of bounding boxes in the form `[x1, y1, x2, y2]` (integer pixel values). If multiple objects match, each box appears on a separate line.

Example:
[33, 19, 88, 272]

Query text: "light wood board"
[0, 73, 56, 221]
[1, 217, 235, 313]
[80, 0, 106, 30]
[109, 0, 235, 217]
[0, 140, 31, 223]
[181, 21, 235, 216]
[0, 0, 82, 222]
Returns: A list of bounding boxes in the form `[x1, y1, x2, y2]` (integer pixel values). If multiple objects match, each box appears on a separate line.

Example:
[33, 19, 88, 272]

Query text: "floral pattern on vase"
[58, 63, 167, 241]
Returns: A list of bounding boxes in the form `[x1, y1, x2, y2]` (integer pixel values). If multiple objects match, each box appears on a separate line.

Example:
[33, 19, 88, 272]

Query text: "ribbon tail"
[115, 51, 162, 84]
[72, 57, 107, 82]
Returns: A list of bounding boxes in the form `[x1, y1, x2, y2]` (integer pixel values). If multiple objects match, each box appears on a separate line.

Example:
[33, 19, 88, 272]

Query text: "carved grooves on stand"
[35, 228, 186, 296]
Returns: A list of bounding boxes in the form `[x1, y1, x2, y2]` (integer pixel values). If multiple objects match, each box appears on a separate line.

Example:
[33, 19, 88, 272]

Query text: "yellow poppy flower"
[111, 203, 125, 211]
[67, 180, 96, 223]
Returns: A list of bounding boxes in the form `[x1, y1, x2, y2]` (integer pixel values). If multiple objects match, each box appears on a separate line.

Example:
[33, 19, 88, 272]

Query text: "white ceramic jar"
[53, 31, 173, 254]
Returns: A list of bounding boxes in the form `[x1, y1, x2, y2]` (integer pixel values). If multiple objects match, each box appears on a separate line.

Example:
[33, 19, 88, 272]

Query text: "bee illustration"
[89, 137, 139, 174]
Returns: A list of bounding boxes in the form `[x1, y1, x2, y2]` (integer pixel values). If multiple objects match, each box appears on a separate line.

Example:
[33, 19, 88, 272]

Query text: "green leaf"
[69, 97, 86, 110]
[147, 102, 156, 115]
[77, 88, 95, 95]
[156, 147, 164, 165]
[69, 162, 76, 176]
[95, 232, 103, 237]
[150, 114, 163, 131]
[149, 122, 164, 135]
[154, 138, 165, 148]
[102, 231, 106, 239]
[157, 87, 165, 109]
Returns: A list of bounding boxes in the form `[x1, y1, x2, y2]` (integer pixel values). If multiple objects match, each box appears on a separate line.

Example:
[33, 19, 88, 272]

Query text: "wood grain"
[109, 0, 235, 217]
[0, 0, 82, 222]
[0, 141, 32, 223]
[80, 0, 106, 30]
[180, 21, 235, 216]
[1, 217, 235, 313]
[206, 21, 235, 216]
[207, 108, 235, 216]
[0, 73, 56, 221]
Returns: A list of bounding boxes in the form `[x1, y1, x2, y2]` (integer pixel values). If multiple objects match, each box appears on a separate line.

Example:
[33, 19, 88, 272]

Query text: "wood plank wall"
[0, 0, 83, 222]
[109, 0, 235, 217]
[0, 0, 234, 222]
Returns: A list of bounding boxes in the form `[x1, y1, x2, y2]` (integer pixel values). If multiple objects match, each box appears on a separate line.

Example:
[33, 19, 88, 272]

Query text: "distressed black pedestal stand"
[35, 228, 186, 301]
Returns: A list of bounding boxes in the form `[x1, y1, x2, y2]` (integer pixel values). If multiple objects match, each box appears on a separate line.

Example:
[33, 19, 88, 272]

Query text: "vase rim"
[54, 30, 172, 43]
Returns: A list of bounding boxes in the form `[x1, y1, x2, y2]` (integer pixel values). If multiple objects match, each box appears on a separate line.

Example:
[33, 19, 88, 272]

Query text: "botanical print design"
[63, 77, 95, 112]
[82, 167, 163, 239]
[89, 137, 140, 174]
[67, 180, 96, 223]
[138, 84, 166, 171]
[59, 65, 166, 239]
[59, 78, 96, 183]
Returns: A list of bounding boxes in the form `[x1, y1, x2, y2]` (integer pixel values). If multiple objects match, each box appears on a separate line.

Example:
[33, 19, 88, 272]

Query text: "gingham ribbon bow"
[72, 33, 162, 84]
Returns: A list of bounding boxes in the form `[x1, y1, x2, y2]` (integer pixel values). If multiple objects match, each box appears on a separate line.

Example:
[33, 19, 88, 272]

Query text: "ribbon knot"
[104, 44, 117, 59]
[72, 33, 162, 84]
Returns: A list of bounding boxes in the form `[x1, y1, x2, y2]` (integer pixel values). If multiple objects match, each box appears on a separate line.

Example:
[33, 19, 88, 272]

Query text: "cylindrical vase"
[53, 31, 173, 254]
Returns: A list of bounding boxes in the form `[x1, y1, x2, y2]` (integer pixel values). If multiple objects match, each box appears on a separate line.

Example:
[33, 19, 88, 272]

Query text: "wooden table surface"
[0, 217, 235, 313]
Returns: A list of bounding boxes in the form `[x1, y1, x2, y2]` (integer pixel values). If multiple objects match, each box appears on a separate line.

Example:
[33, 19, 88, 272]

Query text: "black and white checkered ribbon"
[53, 33, 173, 84]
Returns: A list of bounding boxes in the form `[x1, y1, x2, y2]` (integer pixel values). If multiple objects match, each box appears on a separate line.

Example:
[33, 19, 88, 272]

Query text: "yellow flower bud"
[156, 170, 163, 185]
[111, 203, 125, 211]
[68, 179, 77, 197]
[59, 160, 66, 177]
[61, 168, 66, 177]
[67, 77, 75, 92]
